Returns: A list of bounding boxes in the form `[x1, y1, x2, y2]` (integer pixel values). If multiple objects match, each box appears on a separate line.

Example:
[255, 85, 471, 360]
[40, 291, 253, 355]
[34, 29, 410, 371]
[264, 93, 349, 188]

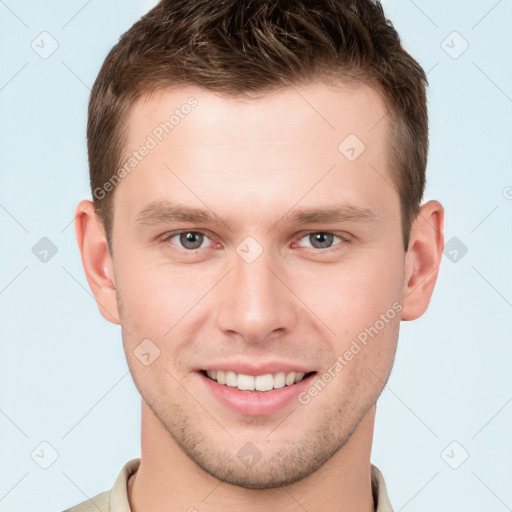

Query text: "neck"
[128, 401, 376, 512]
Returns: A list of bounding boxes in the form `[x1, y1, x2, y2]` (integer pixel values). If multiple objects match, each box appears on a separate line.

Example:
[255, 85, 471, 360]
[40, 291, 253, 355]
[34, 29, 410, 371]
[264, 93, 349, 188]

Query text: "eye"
[161, 230, 346, 253]
[164, 231, 213, 250]
[295, 232, 345, 250]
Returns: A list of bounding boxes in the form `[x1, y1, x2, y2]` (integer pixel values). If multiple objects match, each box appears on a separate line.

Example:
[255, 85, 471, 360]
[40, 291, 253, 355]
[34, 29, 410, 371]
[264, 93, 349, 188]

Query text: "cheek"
[292, 248, 404, 331]
[114, 251, 220, 338]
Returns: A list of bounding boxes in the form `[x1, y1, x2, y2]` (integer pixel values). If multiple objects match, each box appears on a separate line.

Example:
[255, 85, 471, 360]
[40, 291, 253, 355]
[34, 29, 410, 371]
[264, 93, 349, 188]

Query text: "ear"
[401, 200, 445, 321]
[74, 199, 120, 324]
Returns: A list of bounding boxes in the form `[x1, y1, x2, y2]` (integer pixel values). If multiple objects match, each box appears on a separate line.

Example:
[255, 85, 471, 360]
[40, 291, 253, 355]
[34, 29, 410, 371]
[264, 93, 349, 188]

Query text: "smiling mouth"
[200, 369, 316, 393]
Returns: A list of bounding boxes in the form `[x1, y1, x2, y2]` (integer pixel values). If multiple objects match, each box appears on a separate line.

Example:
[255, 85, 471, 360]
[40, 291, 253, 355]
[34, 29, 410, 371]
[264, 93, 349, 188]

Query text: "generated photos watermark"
[93, 96, 198, 200]
[298, 301, 402, 405]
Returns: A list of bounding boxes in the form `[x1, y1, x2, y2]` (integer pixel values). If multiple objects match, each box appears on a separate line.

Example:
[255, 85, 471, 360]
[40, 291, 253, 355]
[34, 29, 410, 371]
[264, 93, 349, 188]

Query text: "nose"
[215, 245, 298, 344]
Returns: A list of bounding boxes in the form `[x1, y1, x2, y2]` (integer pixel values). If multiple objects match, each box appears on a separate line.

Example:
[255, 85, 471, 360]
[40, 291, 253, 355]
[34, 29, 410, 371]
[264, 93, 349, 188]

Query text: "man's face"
[110, 81, 405, 487]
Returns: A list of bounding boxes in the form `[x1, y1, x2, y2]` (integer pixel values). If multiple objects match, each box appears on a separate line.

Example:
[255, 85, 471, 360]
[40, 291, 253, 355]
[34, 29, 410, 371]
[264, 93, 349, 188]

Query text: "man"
[69, 0, 444, 510]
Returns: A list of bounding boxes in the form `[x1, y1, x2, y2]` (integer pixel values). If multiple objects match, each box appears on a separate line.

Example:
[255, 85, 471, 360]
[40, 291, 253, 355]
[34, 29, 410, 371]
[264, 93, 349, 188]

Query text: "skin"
[75, 81, 444, 512]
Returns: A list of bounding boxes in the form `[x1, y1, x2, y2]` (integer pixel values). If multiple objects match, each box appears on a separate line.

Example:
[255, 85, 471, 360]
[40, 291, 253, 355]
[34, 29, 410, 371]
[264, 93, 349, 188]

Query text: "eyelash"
[161, 230, 349, 253]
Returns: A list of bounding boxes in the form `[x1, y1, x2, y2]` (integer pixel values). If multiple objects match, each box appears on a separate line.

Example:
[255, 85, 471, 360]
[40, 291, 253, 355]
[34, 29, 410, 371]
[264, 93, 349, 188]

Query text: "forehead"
[115, 81, 394, 227]
[126, 80, 388, 149]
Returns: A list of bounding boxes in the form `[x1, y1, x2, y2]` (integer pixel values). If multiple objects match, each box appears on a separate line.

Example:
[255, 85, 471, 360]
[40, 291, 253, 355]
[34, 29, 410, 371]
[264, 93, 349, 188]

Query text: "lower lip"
[198, 371, 316, 416]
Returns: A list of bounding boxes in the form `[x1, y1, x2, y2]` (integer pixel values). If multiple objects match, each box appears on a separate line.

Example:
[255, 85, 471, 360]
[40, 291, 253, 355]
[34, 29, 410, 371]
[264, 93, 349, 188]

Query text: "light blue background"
[1, 1, 511, 511]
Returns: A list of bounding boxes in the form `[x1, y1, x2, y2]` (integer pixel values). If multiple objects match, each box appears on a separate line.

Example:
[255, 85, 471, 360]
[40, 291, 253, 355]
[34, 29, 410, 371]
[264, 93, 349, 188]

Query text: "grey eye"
[308, 232, 335, 249]
[178, 232, 206, 250]
[296, 232, 343, 250]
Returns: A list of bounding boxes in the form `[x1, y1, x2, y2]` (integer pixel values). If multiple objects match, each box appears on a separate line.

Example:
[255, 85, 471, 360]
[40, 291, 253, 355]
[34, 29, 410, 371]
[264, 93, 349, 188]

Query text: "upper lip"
[198, 361, 315, 376]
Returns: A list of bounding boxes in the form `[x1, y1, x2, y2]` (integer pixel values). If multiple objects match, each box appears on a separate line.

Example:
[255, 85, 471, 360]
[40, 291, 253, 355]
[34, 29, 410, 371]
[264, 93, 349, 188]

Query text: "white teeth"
[237, 374, 255, 391]
[225, 371, 237, 387]
[273, 371, 286, 389]
[205, 369, 309, 391]
[285, 372, 295, 385]
[255, 374, 274, 391]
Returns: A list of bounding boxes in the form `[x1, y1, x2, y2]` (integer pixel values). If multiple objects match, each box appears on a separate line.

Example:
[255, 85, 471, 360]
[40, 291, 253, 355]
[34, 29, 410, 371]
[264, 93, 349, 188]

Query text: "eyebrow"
[136, 200, 232, 229]
[135, 200, 377, 229]
[279, 203, 377, 225]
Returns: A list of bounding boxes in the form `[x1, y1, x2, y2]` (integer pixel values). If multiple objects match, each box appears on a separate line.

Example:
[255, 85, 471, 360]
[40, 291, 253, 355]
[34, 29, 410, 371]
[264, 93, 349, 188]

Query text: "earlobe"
[401, 200, 445, 321]
[74, 199, 120, 325]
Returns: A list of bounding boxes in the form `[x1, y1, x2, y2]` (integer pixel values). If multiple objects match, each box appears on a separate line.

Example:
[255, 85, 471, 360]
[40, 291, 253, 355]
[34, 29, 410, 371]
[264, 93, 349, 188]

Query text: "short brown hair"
[88, 0, 428, 252]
